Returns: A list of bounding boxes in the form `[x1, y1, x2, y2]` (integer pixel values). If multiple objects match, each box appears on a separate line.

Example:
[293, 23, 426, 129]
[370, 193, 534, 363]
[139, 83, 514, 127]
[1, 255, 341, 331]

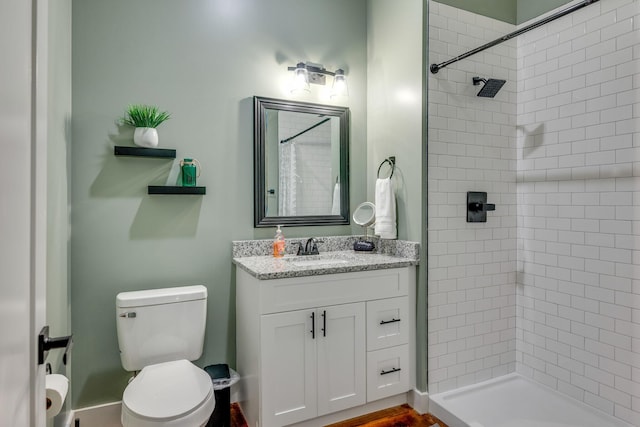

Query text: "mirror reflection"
[254, 97, 350, 227]
[269, 111, 340, 216]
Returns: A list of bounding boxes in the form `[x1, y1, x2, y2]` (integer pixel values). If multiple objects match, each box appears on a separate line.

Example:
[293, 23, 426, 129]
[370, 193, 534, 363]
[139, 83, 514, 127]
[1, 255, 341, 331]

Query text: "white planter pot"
[133, 127, 159, 148]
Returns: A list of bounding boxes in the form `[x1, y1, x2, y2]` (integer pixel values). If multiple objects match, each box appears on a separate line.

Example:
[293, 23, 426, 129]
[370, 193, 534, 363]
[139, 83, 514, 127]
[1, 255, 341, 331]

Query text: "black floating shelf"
[148, 186, 206, 195]
[114, 146, 176, 159]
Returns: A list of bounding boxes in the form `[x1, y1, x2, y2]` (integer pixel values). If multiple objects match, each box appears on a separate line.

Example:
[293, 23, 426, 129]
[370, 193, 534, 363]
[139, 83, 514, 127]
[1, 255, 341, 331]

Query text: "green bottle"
[181, 158, 198, 187]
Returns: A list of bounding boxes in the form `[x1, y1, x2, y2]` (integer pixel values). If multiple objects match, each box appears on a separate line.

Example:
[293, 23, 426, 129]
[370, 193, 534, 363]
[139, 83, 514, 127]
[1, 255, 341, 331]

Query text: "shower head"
[472, 77, 506, 98]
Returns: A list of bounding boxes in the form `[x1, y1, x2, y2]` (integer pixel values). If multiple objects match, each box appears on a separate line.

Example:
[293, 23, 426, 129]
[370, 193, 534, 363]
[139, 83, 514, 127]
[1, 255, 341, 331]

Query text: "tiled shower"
[427, 0, 639, 425]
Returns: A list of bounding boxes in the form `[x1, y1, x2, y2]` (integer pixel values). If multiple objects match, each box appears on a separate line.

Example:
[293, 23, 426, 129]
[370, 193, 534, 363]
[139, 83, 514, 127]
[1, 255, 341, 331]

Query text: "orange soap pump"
[273, 225, 285, 257]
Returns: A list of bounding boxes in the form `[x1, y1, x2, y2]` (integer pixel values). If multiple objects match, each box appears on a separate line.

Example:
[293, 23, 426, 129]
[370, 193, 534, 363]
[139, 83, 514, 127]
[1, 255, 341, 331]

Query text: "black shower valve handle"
[468, 201, 495, 212]
[468, 202, 481, 211]
[467, 191, 495, 222]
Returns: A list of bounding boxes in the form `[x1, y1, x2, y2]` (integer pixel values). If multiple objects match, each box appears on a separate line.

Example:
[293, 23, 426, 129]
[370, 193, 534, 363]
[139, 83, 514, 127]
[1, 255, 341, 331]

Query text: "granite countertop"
[232, 236, 419, 280]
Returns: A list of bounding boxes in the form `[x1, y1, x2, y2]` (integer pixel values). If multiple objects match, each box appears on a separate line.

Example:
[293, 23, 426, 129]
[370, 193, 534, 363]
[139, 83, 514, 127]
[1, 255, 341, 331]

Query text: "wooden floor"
[326, 405, 449, 427]
[231, 403, 248, 427]
[231, 403, 449, 427]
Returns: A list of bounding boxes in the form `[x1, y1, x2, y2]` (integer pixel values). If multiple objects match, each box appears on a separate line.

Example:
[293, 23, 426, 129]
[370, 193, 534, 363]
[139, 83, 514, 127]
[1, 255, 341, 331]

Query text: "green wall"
[433, 0, 516, 24]
[367, 0, 426, 389]
[517, 0, 573, 24]
[434, 0, 572, 24]
[71, 0, 368, 408]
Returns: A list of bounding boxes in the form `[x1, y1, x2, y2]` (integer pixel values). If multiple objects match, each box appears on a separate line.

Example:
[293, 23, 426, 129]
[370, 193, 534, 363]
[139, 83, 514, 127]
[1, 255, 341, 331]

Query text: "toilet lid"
[123, 360, 213, 420]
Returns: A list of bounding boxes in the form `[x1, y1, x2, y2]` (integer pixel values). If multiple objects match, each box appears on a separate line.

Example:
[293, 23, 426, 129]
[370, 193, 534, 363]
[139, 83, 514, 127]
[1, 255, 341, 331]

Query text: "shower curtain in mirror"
[278, 142, 297, 216]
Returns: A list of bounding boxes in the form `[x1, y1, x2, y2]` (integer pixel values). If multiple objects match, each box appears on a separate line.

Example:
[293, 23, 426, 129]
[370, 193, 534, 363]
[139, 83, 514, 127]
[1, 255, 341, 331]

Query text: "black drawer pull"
[380, 367, 401, 376]
[380, 318, 401, 325]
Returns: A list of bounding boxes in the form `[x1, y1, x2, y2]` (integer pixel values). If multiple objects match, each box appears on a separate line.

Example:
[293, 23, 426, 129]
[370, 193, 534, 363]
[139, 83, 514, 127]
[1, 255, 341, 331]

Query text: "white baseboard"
[408, 388, 430, 414]
[70, 401, 122, 427]
[57, 411, 75, 427]
[66, 387, 241, 427]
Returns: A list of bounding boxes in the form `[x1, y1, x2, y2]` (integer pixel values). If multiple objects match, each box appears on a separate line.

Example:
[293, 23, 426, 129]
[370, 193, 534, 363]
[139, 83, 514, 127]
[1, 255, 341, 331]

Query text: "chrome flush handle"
[119, 312, 137, 318]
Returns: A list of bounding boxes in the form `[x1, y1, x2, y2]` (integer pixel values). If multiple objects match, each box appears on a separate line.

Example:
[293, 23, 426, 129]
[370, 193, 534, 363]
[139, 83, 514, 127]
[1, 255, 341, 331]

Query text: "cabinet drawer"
[260, 268, 409, 314]
[366, 345, 410, 402]
[366, 297, 409, 351]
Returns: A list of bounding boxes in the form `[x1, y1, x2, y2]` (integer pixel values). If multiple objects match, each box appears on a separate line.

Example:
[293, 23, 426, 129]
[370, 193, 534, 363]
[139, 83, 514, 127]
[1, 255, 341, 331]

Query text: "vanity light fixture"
[288, 62, 348, 98]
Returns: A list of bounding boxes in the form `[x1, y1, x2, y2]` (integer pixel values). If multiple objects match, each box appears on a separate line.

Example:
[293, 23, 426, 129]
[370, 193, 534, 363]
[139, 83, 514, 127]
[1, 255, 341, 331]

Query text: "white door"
[317, 303, 366, 416]
[261, 309, 317, 426]
[0, 0, 48, 426]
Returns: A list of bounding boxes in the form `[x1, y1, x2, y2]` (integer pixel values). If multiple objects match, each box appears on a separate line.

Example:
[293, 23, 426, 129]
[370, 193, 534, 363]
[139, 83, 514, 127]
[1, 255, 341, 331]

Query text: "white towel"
[331, 182, 340, 215]
[374, 178, 397, 239]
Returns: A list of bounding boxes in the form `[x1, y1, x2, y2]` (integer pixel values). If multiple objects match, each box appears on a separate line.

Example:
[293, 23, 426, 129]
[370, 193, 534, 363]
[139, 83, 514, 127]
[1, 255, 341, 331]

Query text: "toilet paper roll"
[46, 374, 69, 418]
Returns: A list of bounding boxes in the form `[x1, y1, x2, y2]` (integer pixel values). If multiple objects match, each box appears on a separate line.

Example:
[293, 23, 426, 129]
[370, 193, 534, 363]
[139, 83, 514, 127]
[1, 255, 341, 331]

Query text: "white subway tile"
[431, 5, 639, 420]
[602, 18, 634, 41]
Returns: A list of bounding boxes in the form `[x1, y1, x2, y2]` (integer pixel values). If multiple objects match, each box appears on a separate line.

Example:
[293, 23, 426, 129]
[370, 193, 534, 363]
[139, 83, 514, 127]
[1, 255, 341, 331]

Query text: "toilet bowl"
[116, 286, 214, 427]
[121, 360, 215, 427]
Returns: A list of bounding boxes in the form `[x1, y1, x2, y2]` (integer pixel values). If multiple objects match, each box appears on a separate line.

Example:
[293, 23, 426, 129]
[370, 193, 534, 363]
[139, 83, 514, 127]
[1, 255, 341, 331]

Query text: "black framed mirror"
[254, 96, 350, 227]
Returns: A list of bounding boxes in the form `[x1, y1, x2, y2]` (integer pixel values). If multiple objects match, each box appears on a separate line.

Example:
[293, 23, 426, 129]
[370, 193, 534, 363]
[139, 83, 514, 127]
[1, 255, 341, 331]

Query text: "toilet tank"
[116, 285, 207, 371]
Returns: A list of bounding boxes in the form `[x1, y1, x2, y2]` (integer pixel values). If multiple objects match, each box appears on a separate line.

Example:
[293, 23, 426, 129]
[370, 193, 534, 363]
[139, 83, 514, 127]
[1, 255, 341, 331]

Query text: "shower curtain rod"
[430, 0, 600, 74]
[280, 118, 331, 144]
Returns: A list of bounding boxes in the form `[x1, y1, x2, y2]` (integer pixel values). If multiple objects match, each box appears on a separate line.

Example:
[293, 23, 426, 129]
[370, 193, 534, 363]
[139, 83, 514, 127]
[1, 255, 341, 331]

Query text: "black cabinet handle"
[380, 367, 401, 376]
[310, 312, 315, 339]
[380, 318, 401, 325]
[321, 310, 326, 337]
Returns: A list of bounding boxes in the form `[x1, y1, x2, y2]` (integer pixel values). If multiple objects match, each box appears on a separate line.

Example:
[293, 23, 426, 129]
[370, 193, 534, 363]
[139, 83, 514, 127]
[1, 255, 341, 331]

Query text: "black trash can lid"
[204, 364, 230, 380]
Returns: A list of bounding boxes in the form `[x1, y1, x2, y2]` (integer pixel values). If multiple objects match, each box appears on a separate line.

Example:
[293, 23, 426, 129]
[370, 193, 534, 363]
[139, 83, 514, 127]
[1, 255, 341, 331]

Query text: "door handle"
[310, 312, 315, 339]
[321, 310, 326, 337]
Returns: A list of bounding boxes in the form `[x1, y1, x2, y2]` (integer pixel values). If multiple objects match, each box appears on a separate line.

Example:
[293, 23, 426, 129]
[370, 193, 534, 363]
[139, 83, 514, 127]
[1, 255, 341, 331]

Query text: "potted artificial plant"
[121, 104, 171, 148]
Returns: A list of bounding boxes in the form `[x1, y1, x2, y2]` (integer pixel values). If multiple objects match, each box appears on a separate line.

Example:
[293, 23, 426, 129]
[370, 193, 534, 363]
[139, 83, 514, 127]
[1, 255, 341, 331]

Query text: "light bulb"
[291, 63, 310, 94]
[331, 69, 348, 99]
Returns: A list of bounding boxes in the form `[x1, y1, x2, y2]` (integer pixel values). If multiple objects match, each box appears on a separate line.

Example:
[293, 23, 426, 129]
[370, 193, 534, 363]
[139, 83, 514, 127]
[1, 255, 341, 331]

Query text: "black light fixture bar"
[430, 0, 600, 74]
[287, 62, 336, 77]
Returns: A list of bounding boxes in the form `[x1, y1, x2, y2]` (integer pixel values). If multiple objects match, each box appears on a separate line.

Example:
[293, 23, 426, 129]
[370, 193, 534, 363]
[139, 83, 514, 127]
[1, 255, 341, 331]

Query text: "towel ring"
[377, 157, 395, 179]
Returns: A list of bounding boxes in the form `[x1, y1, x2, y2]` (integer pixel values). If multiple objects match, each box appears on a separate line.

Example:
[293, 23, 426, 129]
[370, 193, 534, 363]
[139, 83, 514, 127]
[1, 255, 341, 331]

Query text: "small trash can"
[204, 364, 240, 427]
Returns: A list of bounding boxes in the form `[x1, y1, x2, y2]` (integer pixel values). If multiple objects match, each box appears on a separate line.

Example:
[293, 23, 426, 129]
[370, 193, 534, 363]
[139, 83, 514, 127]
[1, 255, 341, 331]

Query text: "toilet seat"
[122, 359, 215, 427]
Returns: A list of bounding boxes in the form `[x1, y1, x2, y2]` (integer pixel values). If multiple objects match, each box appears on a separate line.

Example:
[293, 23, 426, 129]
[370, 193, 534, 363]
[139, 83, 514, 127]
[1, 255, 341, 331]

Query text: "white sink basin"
[287, 258, 349, 267]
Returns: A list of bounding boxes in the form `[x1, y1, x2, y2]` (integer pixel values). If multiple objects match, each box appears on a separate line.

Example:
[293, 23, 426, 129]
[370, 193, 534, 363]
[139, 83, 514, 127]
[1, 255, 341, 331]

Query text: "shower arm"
[430, 0, 600, 74]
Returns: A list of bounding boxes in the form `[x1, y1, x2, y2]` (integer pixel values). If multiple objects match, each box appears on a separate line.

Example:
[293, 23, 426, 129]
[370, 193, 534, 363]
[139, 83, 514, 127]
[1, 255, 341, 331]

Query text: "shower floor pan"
[430, 373, 634, 427]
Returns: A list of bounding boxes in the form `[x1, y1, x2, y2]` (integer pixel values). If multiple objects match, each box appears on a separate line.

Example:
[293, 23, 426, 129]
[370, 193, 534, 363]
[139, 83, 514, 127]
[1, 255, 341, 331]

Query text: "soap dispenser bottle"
[273, 225, 285, 258]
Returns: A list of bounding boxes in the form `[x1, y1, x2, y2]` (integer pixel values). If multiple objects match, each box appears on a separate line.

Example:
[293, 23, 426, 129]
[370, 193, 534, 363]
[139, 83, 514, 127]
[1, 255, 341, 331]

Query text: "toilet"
[116, 285, 215, 427]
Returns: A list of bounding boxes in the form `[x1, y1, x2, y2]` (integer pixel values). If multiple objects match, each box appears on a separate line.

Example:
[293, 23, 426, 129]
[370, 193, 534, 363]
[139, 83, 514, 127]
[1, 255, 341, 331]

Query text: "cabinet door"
[317, 302, 366, 416]
[261, 309, 317, 426]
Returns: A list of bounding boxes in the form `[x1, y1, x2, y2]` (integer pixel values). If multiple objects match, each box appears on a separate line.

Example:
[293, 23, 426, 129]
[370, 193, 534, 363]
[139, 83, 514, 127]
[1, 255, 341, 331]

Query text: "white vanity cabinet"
[236, 265, 416, 427]
[261, 303, 366, 426]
